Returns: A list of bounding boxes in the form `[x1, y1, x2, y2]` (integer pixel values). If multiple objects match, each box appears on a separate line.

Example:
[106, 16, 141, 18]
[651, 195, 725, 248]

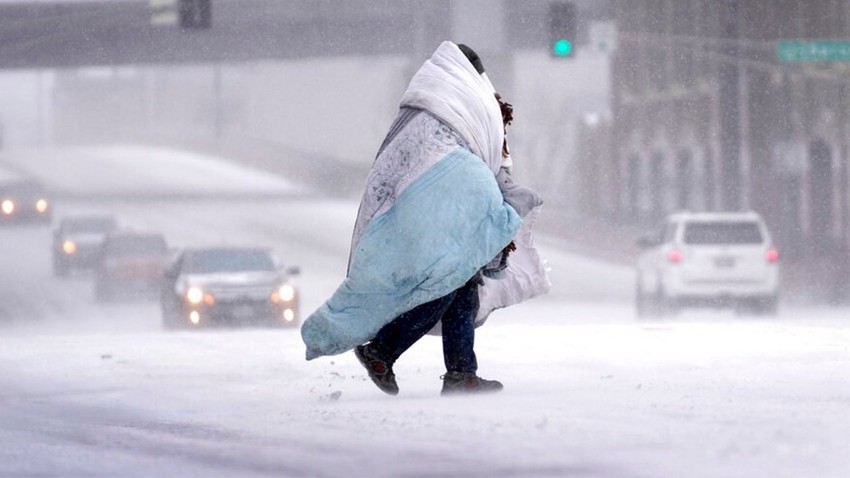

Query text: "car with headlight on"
[160, 247, 300, 329]
[636, 211, 780, 317]
[94, 231, 169, 301]
[52, 215, 118, 276]
[0, 179, 51, 223]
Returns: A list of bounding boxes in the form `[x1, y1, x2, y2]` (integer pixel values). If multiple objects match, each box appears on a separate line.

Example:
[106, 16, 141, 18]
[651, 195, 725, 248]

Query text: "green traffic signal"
[553, 38, 573, 57]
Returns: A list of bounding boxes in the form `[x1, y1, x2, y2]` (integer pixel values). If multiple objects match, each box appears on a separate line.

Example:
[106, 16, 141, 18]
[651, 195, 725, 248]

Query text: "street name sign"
[778, 40, 850, 63]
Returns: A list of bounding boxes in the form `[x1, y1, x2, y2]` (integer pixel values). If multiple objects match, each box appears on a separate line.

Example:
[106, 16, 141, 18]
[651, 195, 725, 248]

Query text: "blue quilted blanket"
[301, 147, 521, 359]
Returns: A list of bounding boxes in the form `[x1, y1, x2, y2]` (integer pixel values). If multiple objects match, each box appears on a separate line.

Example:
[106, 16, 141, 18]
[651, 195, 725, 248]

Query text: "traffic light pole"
[213, 63, 222, 140]
[718, 0, 742, 211]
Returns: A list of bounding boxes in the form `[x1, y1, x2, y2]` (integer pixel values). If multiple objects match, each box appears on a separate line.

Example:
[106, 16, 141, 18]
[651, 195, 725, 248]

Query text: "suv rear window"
[683, 221, 763, 245]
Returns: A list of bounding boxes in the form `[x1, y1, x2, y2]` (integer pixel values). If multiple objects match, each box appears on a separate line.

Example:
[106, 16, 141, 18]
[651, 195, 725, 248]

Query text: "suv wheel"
[654, 287, 677, 317]
[636, 282, 652, 318]
[749, 295, 778, 316]
[636, 279, 674, 318]
[53, 257, 69, 277]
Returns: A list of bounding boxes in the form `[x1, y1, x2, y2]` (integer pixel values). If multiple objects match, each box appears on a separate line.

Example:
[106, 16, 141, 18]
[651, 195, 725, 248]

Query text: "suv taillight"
[667, 250, 683, 263]
[766, 249, 779, 263]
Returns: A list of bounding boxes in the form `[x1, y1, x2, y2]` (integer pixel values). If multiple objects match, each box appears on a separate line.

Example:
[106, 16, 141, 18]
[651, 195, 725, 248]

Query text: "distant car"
[0, 179, 51, 223]
[94, 231, 169, 301]
[635, 211, 780, 317]
[160, 247, 300, 329]
[52, 215, 118, 276]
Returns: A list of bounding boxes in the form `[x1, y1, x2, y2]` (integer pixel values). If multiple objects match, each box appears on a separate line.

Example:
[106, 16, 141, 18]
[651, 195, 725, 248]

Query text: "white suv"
[635, 212, 780, 316]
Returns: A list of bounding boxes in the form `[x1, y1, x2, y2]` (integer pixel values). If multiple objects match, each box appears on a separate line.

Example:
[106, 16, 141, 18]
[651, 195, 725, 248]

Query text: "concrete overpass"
[0, 0, 610, 69]
[0, 0, 451, 69]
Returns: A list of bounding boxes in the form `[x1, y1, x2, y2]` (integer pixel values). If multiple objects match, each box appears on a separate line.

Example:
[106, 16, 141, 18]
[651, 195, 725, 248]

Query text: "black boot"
[440, 371, 503, 395]
[354, 344, 399, 395]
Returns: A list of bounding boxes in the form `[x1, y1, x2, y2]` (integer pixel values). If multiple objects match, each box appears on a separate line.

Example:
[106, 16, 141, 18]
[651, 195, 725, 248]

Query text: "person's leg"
[439, 276, 504, 394]
[356, 290, 457, 395]
[439, 278, 479, 373]
[370, 290, 457, 362]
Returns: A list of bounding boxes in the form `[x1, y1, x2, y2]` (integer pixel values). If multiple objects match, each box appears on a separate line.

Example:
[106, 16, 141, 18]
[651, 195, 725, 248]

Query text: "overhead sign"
[778, 40, 850, 63]
[150, 0, 178, 27]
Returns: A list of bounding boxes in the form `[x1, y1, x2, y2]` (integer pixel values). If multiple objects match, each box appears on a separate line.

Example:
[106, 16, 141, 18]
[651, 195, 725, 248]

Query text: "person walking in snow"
[301, 41, 548, 395]
[354, 86, 542, 395]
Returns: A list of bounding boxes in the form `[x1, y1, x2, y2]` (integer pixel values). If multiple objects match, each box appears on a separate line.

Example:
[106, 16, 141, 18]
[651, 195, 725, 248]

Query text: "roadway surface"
[0, 145, 848, 478]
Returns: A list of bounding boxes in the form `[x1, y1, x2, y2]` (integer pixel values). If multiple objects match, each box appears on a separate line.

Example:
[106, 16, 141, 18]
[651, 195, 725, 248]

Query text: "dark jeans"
[370, 278, 479, 373]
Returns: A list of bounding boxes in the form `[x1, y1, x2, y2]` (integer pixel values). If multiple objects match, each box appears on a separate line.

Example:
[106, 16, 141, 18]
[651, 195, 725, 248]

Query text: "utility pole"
[36, 70, 44, 146]
[718, 0, 741, 211]
[213, 63, 222, 140]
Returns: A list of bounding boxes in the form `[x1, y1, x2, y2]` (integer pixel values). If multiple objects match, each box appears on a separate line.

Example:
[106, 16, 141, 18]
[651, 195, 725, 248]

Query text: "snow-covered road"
[3, 304, 849, 478]
[1, 146, 849, 477]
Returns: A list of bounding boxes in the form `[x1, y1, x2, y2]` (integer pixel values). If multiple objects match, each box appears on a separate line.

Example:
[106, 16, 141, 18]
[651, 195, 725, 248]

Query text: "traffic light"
[549, 2, 577, 58]
[179, 0, 211, 29]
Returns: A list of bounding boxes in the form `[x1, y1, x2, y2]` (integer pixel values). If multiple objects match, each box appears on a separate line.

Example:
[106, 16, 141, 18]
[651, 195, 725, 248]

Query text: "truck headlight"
[186, 287, 204, 305]
[1, 200, 14, 215]
[278, 284, 295, 302]
[63, 240, 77, 255]
[36, 199, 48, 213]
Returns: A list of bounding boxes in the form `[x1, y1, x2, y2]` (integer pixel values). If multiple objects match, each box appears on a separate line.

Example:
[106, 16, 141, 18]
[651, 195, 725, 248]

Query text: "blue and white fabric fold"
[301, 41, 548, 360]
[302, 147, 521, 359]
